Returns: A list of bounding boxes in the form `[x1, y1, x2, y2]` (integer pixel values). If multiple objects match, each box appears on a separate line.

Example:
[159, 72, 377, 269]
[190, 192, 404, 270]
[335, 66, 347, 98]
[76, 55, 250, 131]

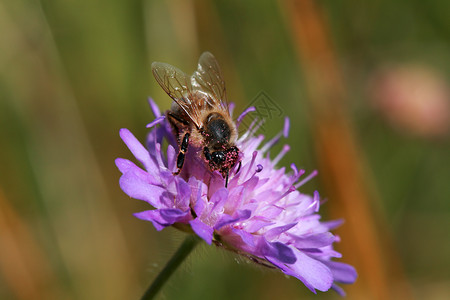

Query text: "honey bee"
[151, 52, 240, 186]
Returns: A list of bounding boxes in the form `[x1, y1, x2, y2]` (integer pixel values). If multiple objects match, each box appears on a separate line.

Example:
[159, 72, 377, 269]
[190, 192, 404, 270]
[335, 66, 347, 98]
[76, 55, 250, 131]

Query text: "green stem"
[141, 235, 200, 300]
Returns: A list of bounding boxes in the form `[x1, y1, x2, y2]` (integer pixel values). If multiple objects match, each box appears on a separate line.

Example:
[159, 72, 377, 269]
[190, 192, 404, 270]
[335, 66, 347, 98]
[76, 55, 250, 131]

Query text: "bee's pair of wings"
[151, 52, 229, 129]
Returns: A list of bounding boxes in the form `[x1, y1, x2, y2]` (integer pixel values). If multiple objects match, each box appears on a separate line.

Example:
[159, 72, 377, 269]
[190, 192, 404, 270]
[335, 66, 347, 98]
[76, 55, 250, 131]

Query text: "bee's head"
[204, 146, 240, 177]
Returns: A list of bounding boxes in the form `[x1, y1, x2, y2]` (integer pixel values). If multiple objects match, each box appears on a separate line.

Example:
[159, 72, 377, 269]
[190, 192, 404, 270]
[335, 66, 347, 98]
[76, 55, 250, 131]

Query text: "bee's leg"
[225, 170, 229, 188]
[167, 112, 189, 141]
[235, 161, 242, 174]
[174, 132, 190, 175]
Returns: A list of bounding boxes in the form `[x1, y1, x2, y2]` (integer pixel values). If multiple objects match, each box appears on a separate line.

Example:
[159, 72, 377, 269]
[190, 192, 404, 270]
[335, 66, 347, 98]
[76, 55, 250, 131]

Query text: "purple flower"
[116, 99, 357, 295]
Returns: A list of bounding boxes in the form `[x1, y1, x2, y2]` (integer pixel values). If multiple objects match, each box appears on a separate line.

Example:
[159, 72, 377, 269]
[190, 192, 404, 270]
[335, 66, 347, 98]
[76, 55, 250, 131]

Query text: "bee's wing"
[192, 52, 229, 113]
[152, 61, 203, 128]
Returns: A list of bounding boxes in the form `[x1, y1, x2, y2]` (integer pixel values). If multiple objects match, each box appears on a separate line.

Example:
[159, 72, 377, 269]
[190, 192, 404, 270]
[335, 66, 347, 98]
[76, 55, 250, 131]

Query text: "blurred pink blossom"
[369, 64, 450, 138]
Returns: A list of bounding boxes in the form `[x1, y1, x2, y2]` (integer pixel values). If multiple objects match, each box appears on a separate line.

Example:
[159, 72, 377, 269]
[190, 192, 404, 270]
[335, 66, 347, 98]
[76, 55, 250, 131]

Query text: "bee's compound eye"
[211, 151, 225, 163]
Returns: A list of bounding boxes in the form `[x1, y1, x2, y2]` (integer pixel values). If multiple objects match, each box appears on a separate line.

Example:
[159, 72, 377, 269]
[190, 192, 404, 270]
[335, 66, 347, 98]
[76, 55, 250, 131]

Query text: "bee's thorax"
[204, 113, 231, 148]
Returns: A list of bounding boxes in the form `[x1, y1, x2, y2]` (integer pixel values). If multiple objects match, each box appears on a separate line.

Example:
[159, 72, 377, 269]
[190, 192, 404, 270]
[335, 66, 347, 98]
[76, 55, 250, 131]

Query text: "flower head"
[116, 99, 357, 295]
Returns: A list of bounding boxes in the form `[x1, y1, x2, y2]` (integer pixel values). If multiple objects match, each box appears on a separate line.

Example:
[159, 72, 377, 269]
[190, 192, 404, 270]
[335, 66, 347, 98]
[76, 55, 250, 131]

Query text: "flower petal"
[271, 248, 333, 293]
[293, 232, 336, 249]
[215, 209, 251, 230]
[322, 219, 344, 230]
[260, 239, 296, 264]
[148, 97, 161, 117]
[119, 128, 154, 171]
[115, 158, 135, 173]
[244, 217, 273, 233]
[224, 186, 245, 212]
[119, 171, 165, 207]
[209, 188, 229, 214]
[232, 228, 256, 247]
[323, 260, 358, 284]
[264, 223, 297, 240]
[134, 208, 189, 231]
[175, 177, 191, 209]
[146, 115, 166, 128]
[331, 284, 346, 297]
[189, 219, 214, 244]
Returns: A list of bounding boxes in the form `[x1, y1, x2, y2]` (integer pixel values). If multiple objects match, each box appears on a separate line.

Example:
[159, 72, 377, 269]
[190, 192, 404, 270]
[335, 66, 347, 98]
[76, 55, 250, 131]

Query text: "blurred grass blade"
[280, 0, 413, 298]
[0, 189, 63, 300]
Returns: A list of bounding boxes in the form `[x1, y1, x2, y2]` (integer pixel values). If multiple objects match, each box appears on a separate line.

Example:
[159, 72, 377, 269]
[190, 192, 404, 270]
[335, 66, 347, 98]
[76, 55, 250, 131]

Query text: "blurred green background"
[1, 0, 449, 299]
